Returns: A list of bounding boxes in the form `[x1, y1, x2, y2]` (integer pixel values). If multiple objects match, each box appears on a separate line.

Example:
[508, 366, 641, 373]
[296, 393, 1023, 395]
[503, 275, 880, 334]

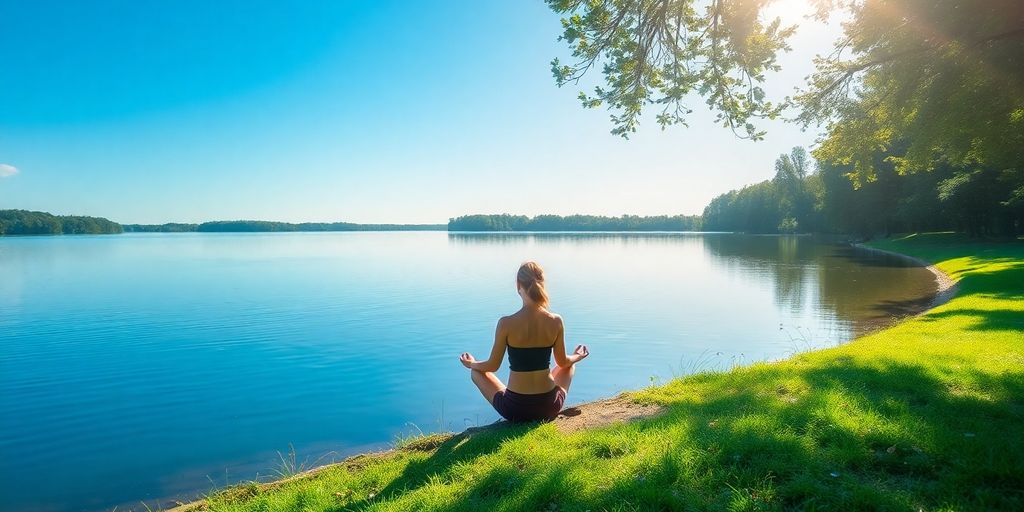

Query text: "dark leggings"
[491, 386, 566, 423]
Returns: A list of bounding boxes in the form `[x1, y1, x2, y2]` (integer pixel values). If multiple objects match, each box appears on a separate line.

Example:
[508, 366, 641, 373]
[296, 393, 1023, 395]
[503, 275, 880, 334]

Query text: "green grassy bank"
[187, 234, 1023, 511]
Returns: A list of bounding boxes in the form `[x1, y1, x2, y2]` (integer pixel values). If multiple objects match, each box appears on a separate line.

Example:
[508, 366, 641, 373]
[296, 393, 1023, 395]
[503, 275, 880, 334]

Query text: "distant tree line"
[124, 221, 447, 232]
[122, 223, 199, 232]
[0, 210, 123, 235]
[448, 214, 702, 231]
[1, 213, 447, 235]
[195, 221, 446, 232]
[703, 147, 1024, 237]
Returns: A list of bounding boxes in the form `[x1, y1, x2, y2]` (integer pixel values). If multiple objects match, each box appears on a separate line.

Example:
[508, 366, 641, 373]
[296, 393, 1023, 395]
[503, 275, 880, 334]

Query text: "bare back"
[505, 307, 561, 348]
[503, 307, 565, 394]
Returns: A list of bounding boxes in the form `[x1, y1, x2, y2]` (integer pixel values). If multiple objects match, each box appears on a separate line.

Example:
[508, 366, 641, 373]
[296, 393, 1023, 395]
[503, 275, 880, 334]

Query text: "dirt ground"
[551, 393, 664, 434]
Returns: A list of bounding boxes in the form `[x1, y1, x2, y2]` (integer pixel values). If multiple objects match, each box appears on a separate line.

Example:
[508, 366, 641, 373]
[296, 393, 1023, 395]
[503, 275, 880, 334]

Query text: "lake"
[0, 232, 939, 512]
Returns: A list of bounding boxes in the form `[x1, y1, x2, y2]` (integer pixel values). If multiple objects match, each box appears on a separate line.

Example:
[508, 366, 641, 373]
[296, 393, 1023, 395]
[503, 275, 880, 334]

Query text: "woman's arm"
[552, 316, 589, 368]
[460, 317, 508, 372]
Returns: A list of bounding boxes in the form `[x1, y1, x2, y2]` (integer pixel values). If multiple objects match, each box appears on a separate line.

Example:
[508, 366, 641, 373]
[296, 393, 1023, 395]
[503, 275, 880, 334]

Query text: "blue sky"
[0, 0, 840, 224]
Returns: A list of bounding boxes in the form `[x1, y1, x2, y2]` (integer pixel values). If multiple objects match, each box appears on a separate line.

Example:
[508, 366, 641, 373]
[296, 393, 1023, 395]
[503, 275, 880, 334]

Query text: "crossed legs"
[550, 363, 575, 394]
[470, 370, 506, 403]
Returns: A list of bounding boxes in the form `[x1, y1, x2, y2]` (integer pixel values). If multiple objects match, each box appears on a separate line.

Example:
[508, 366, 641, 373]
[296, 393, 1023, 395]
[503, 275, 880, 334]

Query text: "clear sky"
[0, 0, 841, 224]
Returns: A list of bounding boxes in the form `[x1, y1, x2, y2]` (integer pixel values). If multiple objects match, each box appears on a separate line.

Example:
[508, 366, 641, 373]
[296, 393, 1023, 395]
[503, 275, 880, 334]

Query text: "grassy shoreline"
[168, 234, 1023, 511]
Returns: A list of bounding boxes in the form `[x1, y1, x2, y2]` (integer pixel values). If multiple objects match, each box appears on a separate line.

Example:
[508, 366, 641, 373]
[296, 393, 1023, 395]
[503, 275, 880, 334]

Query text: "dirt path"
[551, 393, 665, 433]
[457, 393, 665, 436]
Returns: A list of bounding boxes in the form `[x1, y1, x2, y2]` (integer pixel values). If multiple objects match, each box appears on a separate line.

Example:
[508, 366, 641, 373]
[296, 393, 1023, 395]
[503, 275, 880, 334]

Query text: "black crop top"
[507, 343, 554, 372]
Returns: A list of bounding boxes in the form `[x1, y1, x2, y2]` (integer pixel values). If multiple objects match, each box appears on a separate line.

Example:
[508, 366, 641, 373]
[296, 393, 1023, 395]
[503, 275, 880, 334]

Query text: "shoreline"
[161, 242, 962, 512]
[852, 242, 960, 312]
[165, 395, 665, 511]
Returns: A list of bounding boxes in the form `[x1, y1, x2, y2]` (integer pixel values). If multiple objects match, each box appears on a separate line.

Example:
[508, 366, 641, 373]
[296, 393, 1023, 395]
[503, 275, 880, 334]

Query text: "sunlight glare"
[763, 0, 815, 26]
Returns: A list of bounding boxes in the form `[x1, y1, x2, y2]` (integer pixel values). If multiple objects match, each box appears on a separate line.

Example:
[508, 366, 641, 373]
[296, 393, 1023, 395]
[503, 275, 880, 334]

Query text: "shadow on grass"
[864, 253, 1022, 329]
[338, 421, 541, 510]
[913, 256, 1024, 332]
[921, 308, 1024, 331]
[348, 353, 1024, 510]
[954, 261, 1024, 299]
[578, 357, 1023, 510]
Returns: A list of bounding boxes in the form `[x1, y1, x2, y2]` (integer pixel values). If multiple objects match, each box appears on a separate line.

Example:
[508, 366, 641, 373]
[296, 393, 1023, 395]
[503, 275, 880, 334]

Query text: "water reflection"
[699, 234, 934, 334]
[447, 231, 700, 247]
[454, 232, 938, 336]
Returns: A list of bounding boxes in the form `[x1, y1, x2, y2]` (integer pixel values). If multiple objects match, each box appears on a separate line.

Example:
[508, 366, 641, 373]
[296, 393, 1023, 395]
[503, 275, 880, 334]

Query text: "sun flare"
[763, 0, 815, 26]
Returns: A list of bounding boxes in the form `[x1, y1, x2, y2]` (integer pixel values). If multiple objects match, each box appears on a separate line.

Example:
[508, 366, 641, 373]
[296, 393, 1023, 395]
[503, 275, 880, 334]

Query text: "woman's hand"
[459, 352, 477, 369]
[570, 344, 589, 363]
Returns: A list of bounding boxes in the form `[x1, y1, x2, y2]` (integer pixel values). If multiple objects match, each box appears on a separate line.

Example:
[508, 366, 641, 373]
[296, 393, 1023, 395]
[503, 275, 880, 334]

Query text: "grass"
[185, 233, 1023, 511]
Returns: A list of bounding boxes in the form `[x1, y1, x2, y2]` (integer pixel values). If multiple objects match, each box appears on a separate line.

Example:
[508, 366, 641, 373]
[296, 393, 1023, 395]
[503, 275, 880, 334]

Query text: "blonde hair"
[517, 261, 549, 308]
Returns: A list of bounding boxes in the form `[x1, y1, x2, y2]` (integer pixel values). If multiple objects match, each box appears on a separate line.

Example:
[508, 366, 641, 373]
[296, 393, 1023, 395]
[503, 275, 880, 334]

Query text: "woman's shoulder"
[498, 312, 525, 326]
[543, 310, 564, 326]
[504, 309, 562, 325]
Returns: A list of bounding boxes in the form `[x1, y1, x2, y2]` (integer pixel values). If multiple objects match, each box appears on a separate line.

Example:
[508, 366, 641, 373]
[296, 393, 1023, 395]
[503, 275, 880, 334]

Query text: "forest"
[0, 215, 446, 235]
[194, 220, 445, 232]
[702, 146, 1024, 237]
[122, 223, 199, 232]
[447, 214, 702, 231]
[0, 210, 123, 235]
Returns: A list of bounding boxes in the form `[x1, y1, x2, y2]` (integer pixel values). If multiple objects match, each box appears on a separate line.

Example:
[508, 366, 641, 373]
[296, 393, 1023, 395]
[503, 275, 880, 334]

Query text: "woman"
[459, 261, 590, 422]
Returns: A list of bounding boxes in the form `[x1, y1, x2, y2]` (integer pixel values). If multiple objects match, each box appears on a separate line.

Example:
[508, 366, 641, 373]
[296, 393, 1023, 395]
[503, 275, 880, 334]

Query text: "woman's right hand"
[571, 344, 589, 363]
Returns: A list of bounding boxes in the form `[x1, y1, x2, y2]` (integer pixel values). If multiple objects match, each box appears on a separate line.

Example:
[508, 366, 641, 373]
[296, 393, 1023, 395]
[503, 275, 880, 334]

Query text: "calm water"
[0, 232, 938, 512]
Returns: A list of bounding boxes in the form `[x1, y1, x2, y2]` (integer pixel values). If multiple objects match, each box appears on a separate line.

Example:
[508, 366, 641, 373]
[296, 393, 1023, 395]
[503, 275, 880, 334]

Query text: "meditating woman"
[459, 261, 590, 422]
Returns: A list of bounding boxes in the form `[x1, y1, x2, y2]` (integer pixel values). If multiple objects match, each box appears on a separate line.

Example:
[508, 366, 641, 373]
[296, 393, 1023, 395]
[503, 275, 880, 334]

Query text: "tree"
[548, 1, 1024, 156]
[701, 147, 818, 233]
[795, 1, 1023, 234]
[547, 0, 794, 139]
[801, 0, 1024, 181]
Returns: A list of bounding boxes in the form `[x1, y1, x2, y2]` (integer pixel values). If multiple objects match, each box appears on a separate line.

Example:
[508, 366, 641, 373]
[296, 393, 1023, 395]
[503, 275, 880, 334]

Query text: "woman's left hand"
[459, 352, 476, 369]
